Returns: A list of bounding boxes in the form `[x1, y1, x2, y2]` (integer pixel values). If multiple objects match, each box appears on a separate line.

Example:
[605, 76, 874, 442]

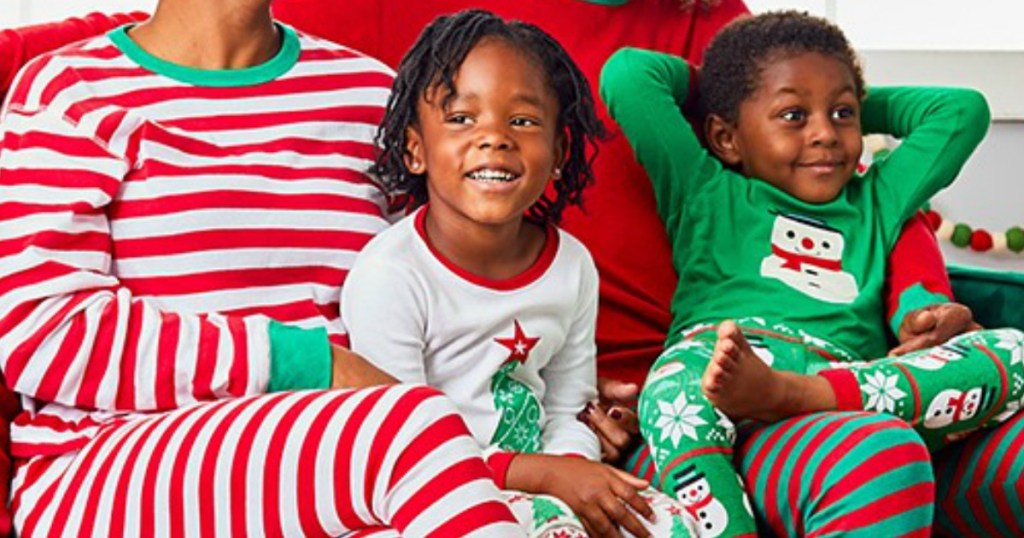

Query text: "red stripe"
[45, 423, 123, 537]
[990, 414, 1024, 535]
[36, 314, 87, 404]
[426, 499, 516, 538]
[659, 445, 733, 486]
[195, 399, 260, 538]
[362, 388, 430, 511]
[140, 124, 376, 160]
[120, 266, 348, 296]
[77, 299, 119, 409]
[332, 389, 388, 530]
[168, 105, 386, 132]
[762, 414, 829, 533]
[191, 316, 220, 401]
[226, 316, 251, 398]
[809, 415, 890, 501]
[138, 159, 379, 183]
[391, 455, 496, 532]
[230, 393, 293, 538]
[816, 442, 931, 512]
[107, 417, 166, 538]
[6, 288, 92, 386]
[114, 229, 375, 258]
[154, 311, 181, 409]
[260, 392, 323, 537]
[138, 408, 207, 537]
[0, 231, 109, 265]
[117, 301, 144, 410]
[787, 416, 848, 536]
[976, 343, 1010, 425]
[111, 189, 384, 219]
[15, 460, 66, 538]
[893, 363, 922, 424]
[295, 392, 355, 537]
[957, 415, 1017, 537]
[168, 402, 235, 538]
[76, 419, 150, 538]
[810, 482, 933, 537]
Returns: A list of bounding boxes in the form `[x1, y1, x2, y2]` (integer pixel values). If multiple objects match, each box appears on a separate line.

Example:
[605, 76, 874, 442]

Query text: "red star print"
[494, 320, 540, 366]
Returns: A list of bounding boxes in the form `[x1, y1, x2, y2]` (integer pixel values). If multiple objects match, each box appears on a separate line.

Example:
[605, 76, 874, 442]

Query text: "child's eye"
[446, 114, 472, 124]
[510, 117, 540, 127]
[832, 106, 857, 120]
[779, 109, 806, 122]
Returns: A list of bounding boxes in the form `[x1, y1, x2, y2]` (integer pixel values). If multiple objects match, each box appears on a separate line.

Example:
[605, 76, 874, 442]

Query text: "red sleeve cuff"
[818, 369, 863, 411]
[485, 451, 517, 489]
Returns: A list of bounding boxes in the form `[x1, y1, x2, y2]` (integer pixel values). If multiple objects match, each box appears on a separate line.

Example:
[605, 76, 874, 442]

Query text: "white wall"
[0, 0, 156, 28]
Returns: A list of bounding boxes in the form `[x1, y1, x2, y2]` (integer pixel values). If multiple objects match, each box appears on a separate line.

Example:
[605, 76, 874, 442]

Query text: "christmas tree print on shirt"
[490, 320, 543, 453]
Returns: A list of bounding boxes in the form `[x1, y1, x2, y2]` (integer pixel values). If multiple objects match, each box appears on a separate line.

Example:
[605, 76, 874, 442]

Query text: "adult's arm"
[0, 74, 331, 414]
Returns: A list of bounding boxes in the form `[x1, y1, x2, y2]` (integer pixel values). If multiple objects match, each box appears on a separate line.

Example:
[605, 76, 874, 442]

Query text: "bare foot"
[701, 321, 835, 422]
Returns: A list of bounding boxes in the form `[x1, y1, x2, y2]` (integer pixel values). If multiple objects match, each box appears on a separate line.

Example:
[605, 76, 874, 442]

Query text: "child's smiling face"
[405, 37, 563, 230]
[713, 51, 863, 204]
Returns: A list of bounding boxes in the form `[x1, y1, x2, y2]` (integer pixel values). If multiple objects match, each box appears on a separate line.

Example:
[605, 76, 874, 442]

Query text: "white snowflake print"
[655, 392, 708, 447]
[714, 408, 736, 444]
[994, 330, 1024, 367]
[861, 372, 907, 413]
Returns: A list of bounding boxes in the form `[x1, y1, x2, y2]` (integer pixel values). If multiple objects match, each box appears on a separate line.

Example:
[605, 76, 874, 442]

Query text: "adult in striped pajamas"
[0, 0, 526, 536]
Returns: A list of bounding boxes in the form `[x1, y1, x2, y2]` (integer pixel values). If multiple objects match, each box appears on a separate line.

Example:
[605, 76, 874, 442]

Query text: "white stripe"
[8, 320, 72, 401]
[135, 87, 390, 121]
[315, 389, 374, 534]
[114, 248, 360, 278]
[176, 314, 203, 407]
[244, 391, 309, 536]
[0, 288, 74, 355]
[245, 316, 272, 394]
[10, 421, 101, 448]
[0, 271, 117, 324]
[209, 314, 236, 400]
[110, 209, 388, 238]
[140, 136, 373, 171]
[158, 120, 379, 147]
[11, 453, 76, 533]
[133, 302, 161, 411]
[0, 182, 113, 207]
[2, 144, 125, 176]
[120, 409, 194, 538]
[150, 402, 223, 537]
[117, 173, 384, 202]
[278, 393, 335, 536]
[211, 395, 273, 537]
[0, 212, 107, 242]
[143, 283, 341, 315]
[94, 289, 132, 410]
[91, 417, 161, 537]
[180, 399, 242, 538]
[54, 300, 103, 406]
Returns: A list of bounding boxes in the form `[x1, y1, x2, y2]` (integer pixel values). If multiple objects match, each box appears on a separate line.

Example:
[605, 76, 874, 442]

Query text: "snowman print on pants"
[760, 213, 859, 303]
[672, 464, 728, 538]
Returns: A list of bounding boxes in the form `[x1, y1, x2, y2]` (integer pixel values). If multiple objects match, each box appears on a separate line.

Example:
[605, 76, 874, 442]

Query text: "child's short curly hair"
[371, 9, 605, 225]
[699, 10, 866, 124]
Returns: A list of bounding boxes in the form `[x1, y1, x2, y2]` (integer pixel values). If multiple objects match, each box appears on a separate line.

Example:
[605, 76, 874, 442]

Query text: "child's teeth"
[470, 170, 515, 181]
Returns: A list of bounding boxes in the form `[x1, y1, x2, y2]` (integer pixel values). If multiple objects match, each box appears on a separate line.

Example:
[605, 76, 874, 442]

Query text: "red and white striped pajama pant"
[11, 385, 523, 538]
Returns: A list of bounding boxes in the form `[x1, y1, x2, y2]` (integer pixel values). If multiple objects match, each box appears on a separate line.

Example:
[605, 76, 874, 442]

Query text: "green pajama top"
[600, 48, 990, 359]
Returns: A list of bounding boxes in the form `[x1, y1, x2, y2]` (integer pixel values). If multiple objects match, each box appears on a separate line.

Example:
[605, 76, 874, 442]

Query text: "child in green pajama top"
[601, 11, 1023, 538]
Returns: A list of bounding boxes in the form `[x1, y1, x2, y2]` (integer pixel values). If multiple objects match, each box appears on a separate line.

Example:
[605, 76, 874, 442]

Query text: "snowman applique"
[923, 385, 995, 430]
[672, 464, 729, 538]
[760, 213, 859, 303]
[903, 341, 970, 371]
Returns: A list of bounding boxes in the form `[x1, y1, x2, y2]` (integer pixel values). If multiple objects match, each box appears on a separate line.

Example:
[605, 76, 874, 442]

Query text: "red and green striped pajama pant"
[11, 385, 524, 538]
[633, 319, 1024, 537]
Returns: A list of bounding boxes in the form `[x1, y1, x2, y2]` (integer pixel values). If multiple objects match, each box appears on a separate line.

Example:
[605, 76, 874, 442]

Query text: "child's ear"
[552, 131, 569, 181]
[404, 126, 426, 174]
[705, 114, 742, 166]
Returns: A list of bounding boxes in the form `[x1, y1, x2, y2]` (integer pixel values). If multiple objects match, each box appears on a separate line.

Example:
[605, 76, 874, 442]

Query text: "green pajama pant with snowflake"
[638, 319, 1024, 538]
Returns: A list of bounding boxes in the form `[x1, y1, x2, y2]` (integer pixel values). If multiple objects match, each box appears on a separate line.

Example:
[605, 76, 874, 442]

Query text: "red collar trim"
[414, 206, 559, 291]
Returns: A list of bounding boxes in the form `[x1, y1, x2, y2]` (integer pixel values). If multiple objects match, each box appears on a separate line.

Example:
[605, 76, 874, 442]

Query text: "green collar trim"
[108, 23, 299, 87]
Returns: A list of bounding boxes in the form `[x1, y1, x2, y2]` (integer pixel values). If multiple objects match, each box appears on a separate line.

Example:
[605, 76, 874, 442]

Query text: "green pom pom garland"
[925, 209, 1024, 255]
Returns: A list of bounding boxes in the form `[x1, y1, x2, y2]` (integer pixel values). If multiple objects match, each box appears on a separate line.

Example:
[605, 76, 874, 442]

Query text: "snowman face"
[770, 215, 844, 261]
[928, 345, 965, 363]
[678, 476, 711, 506]
[924, 388, 983, 429]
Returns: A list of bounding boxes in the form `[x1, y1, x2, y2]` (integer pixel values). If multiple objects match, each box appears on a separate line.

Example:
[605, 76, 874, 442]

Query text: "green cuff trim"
[267, 321, 332, 392]
[890, 283, 950, 336]
[109, 23, 300, 87]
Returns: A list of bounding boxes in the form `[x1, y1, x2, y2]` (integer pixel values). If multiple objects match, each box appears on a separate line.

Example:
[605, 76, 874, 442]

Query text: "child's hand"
[508, 454, 655, 538]
[581, 378, 641, 463]
[330, 345, 399, 389]
[890, 303, 982, 356]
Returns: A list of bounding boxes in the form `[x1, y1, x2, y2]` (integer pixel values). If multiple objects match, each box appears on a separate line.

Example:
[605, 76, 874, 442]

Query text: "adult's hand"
[330, 345, 399, 389]
[583, 378, 641, 463]
[890, 303, 982, 356]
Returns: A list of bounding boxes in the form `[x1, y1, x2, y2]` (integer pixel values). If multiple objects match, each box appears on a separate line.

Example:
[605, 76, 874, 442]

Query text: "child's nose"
[476, 124, 513, 150]
[809, 116, 839, 146]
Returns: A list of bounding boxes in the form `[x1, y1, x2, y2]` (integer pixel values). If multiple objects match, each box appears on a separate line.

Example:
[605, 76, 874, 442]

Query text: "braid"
[371, 9, 605, 225]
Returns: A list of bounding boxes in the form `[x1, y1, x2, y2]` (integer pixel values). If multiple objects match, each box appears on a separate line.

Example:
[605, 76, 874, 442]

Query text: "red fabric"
[817, 368, 863, 411]
[885, 211, 955, 323]
[0, 11, 148, 105]
[272, 0, 752, 387]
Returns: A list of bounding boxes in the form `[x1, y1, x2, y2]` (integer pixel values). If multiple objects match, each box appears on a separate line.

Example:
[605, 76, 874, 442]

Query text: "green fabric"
[600, 47, 990, 359]
[267, 321, 332, 392]
[889, 283, 951, 336]
[950, 265, 1024, 330]
[108, 23, 300, 87]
